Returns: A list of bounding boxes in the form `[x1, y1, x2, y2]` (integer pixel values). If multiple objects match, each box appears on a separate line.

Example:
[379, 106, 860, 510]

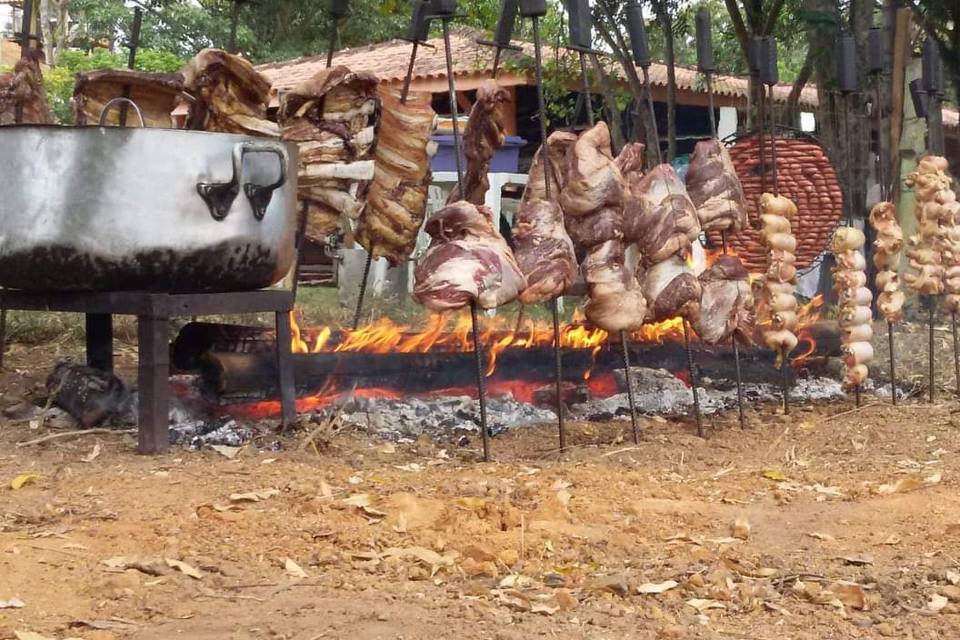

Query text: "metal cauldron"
[0, 102, 298, 292]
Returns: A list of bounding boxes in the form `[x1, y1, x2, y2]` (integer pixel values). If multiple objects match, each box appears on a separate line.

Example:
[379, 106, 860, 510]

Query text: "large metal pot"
[0, 124, 298, 292]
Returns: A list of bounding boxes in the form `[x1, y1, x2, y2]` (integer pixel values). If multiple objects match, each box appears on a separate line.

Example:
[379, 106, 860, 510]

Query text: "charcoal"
[46, 362, 130, 428]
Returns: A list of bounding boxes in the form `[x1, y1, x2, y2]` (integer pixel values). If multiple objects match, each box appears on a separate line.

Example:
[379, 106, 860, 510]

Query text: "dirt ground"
[2, 340, 960, 640]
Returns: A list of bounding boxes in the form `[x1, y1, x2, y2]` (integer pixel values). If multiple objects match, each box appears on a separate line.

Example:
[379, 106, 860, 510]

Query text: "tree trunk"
[38, 0, 70, 66]
[781, 46, 814, 126]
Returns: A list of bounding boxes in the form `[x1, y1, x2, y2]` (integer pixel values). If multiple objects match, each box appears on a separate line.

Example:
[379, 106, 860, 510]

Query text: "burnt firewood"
[46, 362, 130, 428]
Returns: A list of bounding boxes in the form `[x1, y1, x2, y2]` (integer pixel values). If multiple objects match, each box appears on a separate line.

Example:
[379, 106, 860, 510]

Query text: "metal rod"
[874, 82, 886, 201]
[620, 330, 640, 445]
[400, 41, 420, 104]
[843, 92, 852, 225]
[768, 84, 778, 195]
[641, 65, 662, 165]
[929, 298, 936, 403]
[888, 320, 897, 405]
[947, 315, 960, 401]
[683, 321, 704, 437]
[578, 51, 594, 127]
[706, 72, 717, 138]
[854, 384, 861, 407]
[470, 300, 491, 461]
[552, 299, 566, 452]
[351, 250, 374, 331]
[0, 307, 6, 371]
[120, 7, 143, 127]
[442, 19, 465, 192]
[781, 350, 790, 414]
[491, 47, 503, 77]
[532, 16, 551, 201]
[326, 18, 339, 68]
[732, 335, 746, 429]
[758, 86, 766, 194]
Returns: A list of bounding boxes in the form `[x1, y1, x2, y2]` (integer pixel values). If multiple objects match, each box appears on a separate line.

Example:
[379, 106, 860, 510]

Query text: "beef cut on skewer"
[559, 123, 647, 331]
[413, 201, 526, 312]
[357, 89, 438, 267]
[685, 139, 747, 233]
[694, 255, 755, 345]
[447, 80, 512, 206]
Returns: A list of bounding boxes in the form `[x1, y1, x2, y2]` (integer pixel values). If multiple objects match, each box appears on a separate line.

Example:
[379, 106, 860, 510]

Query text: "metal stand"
[732, 336, 746, 428]
[683, 322, 704, 437]
[552, 300, 566, 450]
[470, 300, 491, 461]
[0, 290, 297, 454]
[954, 312, 959, 396]
[640, 65, 661, 164]
[888, 321, 897, 405]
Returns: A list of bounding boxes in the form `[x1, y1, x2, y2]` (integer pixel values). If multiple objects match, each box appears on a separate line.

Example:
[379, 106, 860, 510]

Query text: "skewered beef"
[685, 138, 747, 233]
[693, 255, 755, 345]
[616, 143, 647, 244]
[513, 200, 578, 304]
[642, 255, 702, 322]
[73, 69, 185, 128]
[633, 164, 702, 265]
[413, 201, 526, 311]
[357, 88, 438, 266]
[559, 123, 647, 331]
[869, 201, 905, 322]
[524, 131, 577, 205]
[0, 50, 52, 125]
[447, 80, 511, 205]
[181, 49, 278, 137]
[903, 155, 951, 296]
[279, 66, 380, 241]
[758, 193, 799, 367]
[832, 228, 873, 389]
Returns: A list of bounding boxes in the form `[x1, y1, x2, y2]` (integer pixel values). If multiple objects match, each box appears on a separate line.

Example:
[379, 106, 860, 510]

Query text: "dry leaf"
[731, 518, 751, 540]
[825, 581, 866, 610]
[284, 558, 308, 579]
[10, 473, 40, 490]
[319, 481, 334, 498]
[229, 488, 279, 502]
[382, 546, 455, 575]
[764, 601, 792, 615]
[81, 444, 101, 463]
[495, 589, 531, 612]
[762, 469, 787, 482]
[807, 531, 836, 542]
[165, 558, 203, 580]
[812, 484, 844, 498]
[210, 445, 240, 460]
[15, 633, 56, 640]
[342, 494, 371, 508]
[881, 534, 902, 546]
[838, 554, 874, 566]
[929, 593, 949, 612]
[555, 489, 572, 508]
[102, 556, 168, 576]
[946, 569, 960, 585]
[394, 463, 424, 473]
[0, 598, 25, 609]
[551, 479, 572, 491]
[876, 473, 941, 495]
[686, 598, 726, 612]
[637, 580, 679, 595]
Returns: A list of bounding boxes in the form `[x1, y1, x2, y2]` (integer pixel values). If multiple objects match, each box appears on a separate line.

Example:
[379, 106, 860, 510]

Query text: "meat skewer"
[869, 201, 903, 403]
[905, 155, 951, 402]
[517, 0, 573, 451]
[691, 10, 748, 428]
[832, 228, 873, 403]
[352, 1, 432, 330]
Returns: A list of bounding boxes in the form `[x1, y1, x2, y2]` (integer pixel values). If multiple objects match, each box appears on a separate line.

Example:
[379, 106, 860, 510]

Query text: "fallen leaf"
[881, 534, 902, 546]
[876, 473, 942, 495]
[807, 531, 836, 542]
[284, 558, 308, 579]
[764, 601, 792, 615]
[686, 598, 726, 612]
[811, 484, 845, 498]
[705, 537, 741, 545]
[165, 558, 203, 580]
[731, 518, 751, 540]
[825, 581, 866, 610]
[81, 444, 101, 463]
[940, 586, 960, 601]
[837, 554, 874, 566]
[762, 470, 787, 482]
[0, 598, 25, 609]
[102, 556, 168, 576]
[229, 488, 279, 502]
[379, 443, 396, 454]
[342, 494, 371, 508]
[210, 445, 240, 460]
[530, 602, 560, 615]
[319, 481, 334, 498]
[637, 580, 679, 595]
[261, 458, 277, 464]
[551, 479, 572, 491]
[495, 589, 531, 612]
[15, 633, 56, 640]
[382, 546, 456, 575]
[394, 463, 423, 473]
[10, 474, 40, 490]
[929, 593, 949, 612]
[555, 489, 572, 508]
[947, 569, 960, 585]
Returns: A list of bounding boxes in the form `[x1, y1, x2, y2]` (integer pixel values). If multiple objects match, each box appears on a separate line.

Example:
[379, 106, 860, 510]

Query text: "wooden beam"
[889, 7, 912, 200]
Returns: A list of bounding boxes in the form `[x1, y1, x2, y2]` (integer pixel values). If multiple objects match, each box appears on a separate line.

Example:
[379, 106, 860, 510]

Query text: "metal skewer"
[573, 2, 639, 443]
[478, 0, 522, 78]
[325, 0, 349, 68]
[519, 0, 568, 451]
[697, 7, 745, 429]
[352, 1, 431, 330]
[433, 0, 490, 459]
[869, 26, 898, 405]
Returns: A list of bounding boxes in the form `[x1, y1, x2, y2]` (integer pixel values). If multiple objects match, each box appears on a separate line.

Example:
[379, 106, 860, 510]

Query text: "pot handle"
[98, 97, 146, 128]
[197, 142, 287, 222]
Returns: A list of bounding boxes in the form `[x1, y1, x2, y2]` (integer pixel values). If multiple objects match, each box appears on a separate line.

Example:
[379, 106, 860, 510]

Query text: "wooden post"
[888, 7, 911, 200]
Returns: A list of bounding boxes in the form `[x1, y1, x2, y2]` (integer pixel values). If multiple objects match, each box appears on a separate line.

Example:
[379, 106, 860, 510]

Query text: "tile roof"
[257, 27, 820, 108]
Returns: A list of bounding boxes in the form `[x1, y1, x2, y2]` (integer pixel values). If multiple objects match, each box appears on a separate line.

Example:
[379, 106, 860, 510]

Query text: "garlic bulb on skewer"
[758, 193, 799, 368]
